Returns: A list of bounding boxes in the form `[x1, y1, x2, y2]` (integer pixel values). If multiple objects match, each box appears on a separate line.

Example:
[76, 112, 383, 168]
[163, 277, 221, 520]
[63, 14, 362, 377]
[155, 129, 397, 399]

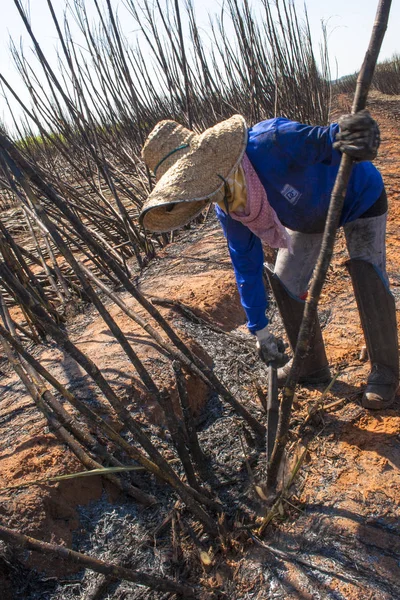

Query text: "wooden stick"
[0, 524, 197, 597]
[266, 0, 393, 491]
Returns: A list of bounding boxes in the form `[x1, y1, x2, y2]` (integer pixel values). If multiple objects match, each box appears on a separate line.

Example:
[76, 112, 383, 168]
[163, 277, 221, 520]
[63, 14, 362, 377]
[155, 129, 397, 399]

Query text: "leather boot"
[264, 266, 330, 388]
[346, 259, 399, 409]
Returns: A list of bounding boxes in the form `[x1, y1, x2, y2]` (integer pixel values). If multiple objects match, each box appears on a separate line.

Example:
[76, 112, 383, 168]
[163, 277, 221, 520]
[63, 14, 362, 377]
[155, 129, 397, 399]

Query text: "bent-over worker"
[139, 111, 399, 410]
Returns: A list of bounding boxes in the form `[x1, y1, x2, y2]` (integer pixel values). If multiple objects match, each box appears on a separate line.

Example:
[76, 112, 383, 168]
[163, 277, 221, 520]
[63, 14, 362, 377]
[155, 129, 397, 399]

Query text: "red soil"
[0, 92, 399, 596]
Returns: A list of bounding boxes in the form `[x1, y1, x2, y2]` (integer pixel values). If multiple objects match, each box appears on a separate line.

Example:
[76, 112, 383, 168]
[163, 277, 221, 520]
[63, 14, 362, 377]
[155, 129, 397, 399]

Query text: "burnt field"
[0, 93, 399, 599]
[0, 1, 400, 598]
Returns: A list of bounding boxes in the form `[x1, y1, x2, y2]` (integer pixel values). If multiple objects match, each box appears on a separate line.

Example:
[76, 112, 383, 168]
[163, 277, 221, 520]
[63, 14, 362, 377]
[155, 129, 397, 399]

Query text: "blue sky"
[1, 0, 399, 128]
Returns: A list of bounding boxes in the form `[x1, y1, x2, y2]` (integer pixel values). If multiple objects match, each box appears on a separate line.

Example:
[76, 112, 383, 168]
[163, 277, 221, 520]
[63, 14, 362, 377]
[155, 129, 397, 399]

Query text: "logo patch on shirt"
[281, 184, 302, 204]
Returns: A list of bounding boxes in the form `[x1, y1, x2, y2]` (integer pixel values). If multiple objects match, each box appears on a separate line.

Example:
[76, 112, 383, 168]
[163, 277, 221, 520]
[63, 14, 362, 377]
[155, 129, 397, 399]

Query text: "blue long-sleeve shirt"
[216, 117, 384, 333]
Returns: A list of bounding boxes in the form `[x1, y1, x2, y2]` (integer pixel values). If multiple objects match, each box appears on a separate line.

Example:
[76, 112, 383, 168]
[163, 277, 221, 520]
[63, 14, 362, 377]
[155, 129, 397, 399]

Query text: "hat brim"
[141, 198, 211, 233]
[140, 115, 247, 232]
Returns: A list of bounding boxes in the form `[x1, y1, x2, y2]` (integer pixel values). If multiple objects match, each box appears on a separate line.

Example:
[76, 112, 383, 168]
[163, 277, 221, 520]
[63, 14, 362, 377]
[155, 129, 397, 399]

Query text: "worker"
[139, 112, 399, 410]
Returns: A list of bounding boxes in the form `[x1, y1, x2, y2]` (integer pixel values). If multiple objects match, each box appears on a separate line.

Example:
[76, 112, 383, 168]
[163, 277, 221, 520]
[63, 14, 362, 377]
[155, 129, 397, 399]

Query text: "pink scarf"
[230, 154, 292, 251]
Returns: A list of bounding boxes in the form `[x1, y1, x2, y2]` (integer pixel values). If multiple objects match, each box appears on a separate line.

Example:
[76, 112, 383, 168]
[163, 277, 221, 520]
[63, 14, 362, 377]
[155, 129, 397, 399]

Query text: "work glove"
[255, 325, 286, 365]
[333, 109, 380, 162]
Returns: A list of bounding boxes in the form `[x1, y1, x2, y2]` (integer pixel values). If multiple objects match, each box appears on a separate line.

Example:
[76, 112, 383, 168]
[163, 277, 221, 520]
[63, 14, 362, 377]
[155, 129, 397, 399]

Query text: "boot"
[346, 259, 399, 409]
[264, 266, 330, 387]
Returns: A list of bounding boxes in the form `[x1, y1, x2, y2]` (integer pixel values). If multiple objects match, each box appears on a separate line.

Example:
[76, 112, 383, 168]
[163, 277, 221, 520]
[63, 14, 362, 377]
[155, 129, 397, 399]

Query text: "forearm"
[215, 206, 268, 333]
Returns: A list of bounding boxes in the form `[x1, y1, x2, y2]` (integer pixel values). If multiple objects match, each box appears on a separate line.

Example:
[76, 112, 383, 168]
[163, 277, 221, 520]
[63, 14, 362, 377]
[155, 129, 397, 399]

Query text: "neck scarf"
[220, 153, 292, 250]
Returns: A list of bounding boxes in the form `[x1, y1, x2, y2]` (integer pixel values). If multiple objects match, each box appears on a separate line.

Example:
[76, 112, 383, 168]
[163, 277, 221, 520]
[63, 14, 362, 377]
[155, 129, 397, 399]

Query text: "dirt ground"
[0, 93, 399, 599]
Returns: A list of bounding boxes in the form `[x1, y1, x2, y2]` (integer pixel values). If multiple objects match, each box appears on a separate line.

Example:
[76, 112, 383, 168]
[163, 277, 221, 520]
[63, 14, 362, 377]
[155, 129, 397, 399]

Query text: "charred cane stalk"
[0, 524, 197, 597]
[266, 0, 393, 492]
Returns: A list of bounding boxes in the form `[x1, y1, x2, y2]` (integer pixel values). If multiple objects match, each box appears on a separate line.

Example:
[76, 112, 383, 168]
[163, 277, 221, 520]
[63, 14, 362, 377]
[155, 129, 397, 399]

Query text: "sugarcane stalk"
[173, 0, 193, 128]
[0, 265, 48, 340]
[9, 318, 40, 343]
[0, 321, 158, 467]
[266, 0, 393, 492]
[0, 333, 155, 505]
[157, 388, 200, 490]
[0, 321, 219, 512]
[0, 135, 265, 438]
[172, 361, 209, 478]
[0, 266, 218, 528]
[0, 524, 197, 597]
[19, 179, 161, 397]
[0, 233, 57, 322]
[41, 231, 73, 303]
[23, 209, 65, 304]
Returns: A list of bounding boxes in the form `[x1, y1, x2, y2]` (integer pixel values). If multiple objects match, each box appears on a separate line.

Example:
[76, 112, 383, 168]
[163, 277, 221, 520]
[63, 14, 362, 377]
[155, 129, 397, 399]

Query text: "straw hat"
[140, 115, 248, 233]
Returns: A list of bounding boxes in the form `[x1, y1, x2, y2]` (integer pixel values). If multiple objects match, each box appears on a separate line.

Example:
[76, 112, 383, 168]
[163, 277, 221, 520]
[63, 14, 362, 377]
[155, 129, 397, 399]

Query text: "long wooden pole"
[0, 524, 197, 597]
[266, 0, 393, 491]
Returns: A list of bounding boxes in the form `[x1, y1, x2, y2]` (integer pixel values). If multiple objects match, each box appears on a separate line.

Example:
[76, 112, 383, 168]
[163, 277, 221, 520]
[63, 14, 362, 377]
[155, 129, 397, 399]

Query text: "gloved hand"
[255, 325, 286, 365]
[333, 109, 380, 162]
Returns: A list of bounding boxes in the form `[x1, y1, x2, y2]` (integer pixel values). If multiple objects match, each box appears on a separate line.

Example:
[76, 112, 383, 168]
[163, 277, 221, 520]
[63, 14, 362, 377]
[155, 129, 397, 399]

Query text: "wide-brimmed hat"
[139, 115, 248, 233]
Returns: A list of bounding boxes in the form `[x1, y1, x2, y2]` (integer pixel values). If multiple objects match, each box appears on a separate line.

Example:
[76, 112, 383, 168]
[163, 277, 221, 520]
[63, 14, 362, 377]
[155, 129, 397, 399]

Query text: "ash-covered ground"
[2, 93, 400, 599]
